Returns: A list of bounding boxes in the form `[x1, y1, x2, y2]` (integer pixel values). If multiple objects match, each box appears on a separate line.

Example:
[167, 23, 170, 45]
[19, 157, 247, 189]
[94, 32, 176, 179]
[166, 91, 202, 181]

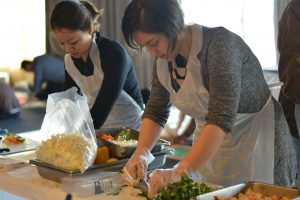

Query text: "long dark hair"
[50, 0, 102, 32]
[122, 0, 185, 51]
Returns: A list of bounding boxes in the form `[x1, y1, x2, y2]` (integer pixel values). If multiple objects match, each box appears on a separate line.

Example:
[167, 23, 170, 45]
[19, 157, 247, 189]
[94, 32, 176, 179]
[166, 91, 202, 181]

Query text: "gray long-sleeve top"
[143, 25, 296, 186]
[143, 26, 270, 133]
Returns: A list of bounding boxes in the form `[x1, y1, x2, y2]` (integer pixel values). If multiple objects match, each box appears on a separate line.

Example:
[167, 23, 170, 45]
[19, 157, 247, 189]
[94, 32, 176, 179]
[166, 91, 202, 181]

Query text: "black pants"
[36, 81, 64, 100]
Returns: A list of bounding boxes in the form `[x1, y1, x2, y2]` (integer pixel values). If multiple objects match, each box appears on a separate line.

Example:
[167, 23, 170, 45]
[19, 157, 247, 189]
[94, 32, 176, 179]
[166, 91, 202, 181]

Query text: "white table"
[0, 130, 144, 200]
[0, 158, 145, 200]
[0, 130, 78, 199]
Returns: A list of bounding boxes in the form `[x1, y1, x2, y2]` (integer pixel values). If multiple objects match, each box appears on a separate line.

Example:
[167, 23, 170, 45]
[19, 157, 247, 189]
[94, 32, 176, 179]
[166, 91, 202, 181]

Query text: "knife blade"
[134, 177, 149, 193]
[121, 168, 149, 192]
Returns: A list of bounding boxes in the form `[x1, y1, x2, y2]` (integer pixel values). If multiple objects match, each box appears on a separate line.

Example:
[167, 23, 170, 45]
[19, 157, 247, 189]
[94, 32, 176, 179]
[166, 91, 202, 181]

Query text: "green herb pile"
[155, 176, 213, 200]
[116, 130, 136, 141]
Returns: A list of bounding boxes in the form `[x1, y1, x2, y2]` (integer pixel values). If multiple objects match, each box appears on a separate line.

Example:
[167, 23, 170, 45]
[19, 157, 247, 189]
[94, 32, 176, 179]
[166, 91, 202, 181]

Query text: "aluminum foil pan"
[197, 182, 300, 200]
[29, 148, 173, 183]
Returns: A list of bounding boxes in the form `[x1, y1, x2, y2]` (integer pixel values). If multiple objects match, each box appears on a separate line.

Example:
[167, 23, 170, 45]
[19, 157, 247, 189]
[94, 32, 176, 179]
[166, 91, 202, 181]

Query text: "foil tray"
[96, 128, 170, 159]
[196, 182, 300, 200]
[29, 148, 173, 183]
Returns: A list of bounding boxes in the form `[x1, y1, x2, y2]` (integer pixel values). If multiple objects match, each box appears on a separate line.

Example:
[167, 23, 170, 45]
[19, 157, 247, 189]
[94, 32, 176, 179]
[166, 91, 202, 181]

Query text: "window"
[0, 0, 45, 69]
[181, 0, 277, 70]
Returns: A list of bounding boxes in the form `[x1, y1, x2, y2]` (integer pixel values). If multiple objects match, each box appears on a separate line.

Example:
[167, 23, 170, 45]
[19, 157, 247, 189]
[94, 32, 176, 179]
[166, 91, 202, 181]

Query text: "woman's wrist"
[134, 146, 148, 156]
[174, 160, 190, 176]
[175, 160, 202, 182]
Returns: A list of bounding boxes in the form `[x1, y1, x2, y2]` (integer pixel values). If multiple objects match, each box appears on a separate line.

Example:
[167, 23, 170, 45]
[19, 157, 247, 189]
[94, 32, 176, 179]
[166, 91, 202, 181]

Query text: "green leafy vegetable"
[116, 130, 135, 141]
[138, 191, 151, 200]
[155, 176, 213, 200]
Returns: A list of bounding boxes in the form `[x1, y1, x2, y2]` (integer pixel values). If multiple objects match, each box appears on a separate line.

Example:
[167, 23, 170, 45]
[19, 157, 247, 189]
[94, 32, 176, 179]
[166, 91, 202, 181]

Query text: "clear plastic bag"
[36, 87, 97, 173]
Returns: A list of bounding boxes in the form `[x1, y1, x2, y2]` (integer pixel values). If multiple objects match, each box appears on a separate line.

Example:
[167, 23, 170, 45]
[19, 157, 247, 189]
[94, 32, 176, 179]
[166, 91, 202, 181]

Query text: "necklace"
[173, 67, 187, 80]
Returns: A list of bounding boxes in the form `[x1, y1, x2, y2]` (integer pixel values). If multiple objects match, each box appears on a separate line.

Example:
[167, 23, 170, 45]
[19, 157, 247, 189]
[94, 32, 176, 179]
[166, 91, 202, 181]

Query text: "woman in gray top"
[122, 0, 296, 197]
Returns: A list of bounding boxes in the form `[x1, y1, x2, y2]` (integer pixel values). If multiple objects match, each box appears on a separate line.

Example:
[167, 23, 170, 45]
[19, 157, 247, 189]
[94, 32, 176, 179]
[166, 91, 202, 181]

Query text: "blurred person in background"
[21, 54, 65, 101]
[50, 0, 143, 130]
[0, 82, 20, 119]
[277, 0, 300, 182]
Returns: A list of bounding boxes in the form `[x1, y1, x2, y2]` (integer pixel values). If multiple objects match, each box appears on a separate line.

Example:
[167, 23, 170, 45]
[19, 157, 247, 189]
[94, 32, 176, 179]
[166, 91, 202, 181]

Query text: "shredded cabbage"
[110, 139, 138, 147]
[36, 133, 96, 173]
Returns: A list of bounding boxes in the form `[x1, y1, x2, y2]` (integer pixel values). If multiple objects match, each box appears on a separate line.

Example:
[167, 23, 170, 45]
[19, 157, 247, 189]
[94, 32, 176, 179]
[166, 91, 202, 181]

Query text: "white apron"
[65, 36, 142, 130]
[156, 24, 275, 186]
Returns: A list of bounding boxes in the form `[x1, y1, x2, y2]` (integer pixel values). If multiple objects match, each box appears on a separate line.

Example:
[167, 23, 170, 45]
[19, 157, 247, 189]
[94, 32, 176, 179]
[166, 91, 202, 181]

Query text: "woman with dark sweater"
[50, 0, 143, 130]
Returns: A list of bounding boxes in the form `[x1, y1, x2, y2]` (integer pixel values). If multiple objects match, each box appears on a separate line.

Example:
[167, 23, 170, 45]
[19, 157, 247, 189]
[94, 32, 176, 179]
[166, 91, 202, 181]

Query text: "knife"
[0, 148, 10, 153]
[135, 177, 149, 193]
[121, 168, 149, 192]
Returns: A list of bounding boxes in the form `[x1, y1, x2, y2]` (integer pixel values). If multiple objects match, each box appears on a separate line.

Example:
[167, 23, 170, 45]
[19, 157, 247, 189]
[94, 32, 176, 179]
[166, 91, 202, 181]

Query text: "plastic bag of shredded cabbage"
[37, 87, 97, 173]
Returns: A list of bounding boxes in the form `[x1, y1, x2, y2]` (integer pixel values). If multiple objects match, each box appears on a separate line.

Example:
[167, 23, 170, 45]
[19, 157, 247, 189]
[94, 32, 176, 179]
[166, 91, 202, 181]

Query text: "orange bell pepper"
[94, 146, 110, 165]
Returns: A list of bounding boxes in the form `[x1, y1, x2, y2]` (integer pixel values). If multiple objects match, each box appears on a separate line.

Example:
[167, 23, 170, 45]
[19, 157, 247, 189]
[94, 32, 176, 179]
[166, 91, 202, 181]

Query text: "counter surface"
[0, 130, 158, 200]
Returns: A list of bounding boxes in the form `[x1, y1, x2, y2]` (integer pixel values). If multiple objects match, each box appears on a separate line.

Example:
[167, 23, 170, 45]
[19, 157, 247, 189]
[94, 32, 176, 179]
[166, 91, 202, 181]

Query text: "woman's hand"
[148, 168, 181, 198]
[148, 160, 202, 198]
[123, 148, 155, 181]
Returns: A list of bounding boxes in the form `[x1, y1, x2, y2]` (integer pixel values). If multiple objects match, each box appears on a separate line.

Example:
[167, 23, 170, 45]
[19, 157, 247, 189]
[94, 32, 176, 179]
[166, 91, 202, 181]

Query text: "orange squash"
[94, 146, 110, 165]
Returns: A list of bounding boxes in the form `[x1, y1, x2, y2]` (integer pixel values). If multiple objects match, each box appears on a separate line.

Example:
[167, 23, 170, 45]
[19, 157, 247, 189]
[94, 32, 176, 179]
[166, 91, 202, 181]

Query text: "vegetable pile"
[99, 133, 114, 140]
[115, 130, 136, 141]
[99, 130, 138, 147]
[94, 146, 110, 164]
[99, 130, 136, 141]
[155, 176, 213, 200]
[36, 133, 96, 173]
[3, 132, 25, 145]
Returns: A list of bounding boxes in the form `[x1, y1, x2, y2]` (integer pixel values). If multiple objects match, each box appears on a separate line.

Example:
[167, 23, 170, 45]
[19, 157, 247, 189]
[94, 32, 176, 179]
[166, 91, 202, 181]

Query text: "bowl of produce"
[96, 128, 170, 159]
